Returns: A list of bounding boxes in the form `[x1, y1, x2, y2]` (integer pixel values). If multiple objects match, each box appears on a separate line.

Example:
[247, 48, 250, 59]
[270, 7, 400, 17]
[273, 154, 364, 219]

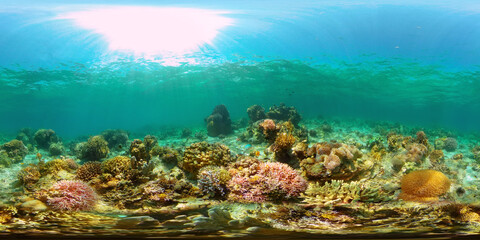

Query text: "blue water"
[1, 0, 480, 137]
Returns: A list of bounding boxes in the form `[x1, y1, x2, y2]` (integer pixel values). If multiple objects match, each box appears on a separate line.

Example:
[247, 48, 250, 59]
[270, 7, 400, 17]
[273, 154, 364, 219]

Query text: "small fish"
[244, 144, 252, 149]
[254, 151, 260, 157]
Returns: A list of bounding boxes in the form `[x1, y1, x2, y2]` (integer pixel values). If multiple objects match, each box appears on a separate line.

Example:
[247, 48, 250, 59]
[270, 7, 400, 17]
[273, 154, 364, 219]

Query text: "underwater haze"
[1, 0, 480, 137]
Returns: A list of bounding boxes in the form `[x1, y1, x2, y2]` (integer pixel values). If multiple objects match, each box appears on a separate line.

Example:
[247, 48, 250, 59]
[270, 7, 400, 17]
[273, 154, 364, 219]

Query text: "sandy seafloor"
[1, 116, 480, 240]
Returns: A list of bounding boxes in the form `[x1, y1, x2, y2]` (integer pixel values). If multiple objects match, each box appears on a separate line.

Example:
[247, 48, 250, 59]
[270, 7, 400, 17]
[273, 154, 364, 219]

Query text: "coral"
[0, 139, 28, 162]
[247, 104, 266, 123]
[320, 123, 333, 133]
[405, 143, 428, 163]
[76, 162, 102, 182]
[434, 138, 447, 150]
[271, 132, 296, 162]
[41, 158, 74, 175]
[387, 133, 413, 151]
[101, 129, 129, 150]
[228, 161, 307, 202]
[0, 151, 12, 168]
[149, 146, 181, 164]
[48, 142, 65, 156]
[266, 103, 302, 126]
[443, 137, 458, 152]
[258, 119, 279, 142]
[205, 104, 232, 137]
[472, 145, 480, 161]
[304, 179, 394, 204]
[34, 129, 60, 149]
[180, 141, 232, 176]
[17, 165, 41, 189]
[197, 166, 231, 198]
[429, 150, 444, 164]
[76, 135, 109, 161]
[16, 127, 34, 145]
[398, 169, 451, 202]
[102, 156, 134, 180]
[415, 131, 429, 147]
[129, 139, 149, 162]
[129, 135, 157, 162]
[300, 142, 363, 182]
[46, 180, 98, 211]
[142, 175, 199, 206]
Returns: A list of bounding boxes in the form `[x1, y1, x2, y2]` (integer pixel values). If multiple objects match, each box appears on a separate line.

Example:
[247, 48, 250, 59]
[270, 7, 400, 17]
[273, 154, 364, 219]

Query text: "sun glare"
[58, 6, 233, 57]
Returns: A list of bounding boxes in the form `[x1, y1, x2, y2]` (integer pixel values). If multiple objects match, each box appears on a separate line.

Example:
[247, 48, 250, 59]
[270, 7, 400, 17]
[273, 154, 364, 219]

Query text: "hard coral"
[76, 162, 102, 182]
[197, 166, 231, 199]
[102, 156, 134, 180]
[101, 129, 129, 150]
[17, 165, 41, 190]
[48, 142, 65, 156]
[205, 104, 232, 137]
[398, 169, 451, 202]
[247, 104, 266, 123]
[76, 135, 109, 161]
[47, 180, 98, 211]
[34, 129, 60, 149]
[271, 132, 296, 162]
[129, 139, 149, 162]
[0, 139, 28, 162]
[180, 141, 232, 176]
[266, 103, 302, 126]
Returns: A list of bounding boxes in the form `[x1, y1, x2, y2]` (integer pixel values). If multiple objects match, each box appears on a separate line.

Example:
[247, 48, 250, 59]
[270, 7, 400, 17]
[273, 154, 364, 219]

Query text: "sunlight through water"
[57, 6, 233, 60]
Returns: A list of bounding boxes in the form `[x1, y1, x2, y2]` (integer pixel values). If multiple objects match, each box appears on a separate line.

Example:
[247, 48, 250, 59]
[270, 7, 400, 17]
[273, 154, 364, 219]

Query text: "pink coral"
[47, 180, 98, 211]
[228, 161, 307, 202]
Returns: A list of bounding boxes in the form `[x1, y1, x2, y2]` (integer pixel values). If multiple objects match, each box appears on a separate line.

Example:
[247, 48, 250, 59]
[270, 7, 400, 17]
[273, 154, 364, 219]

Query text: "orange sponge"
[398, 169, 451, 202]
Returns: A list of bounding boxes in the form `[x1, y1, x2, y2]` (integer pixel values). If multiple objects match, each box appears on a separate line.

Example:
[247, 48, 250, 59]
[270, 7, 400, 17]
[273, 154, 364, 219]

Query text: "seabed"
[1, 106, 480, 240]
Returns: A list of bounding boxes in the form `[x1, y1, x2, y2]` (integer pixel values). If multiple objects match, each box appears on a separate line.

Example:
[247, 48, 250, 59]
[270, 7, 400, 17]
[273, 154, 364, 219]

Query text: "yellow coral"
[398, 169, 450, 202]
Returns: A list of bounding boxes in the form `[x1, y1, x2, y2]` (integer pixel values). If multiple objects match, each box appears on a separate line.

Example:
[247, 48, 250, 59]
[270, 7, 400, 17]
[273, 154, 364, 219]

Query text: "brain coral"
[399, 169, 451, 202]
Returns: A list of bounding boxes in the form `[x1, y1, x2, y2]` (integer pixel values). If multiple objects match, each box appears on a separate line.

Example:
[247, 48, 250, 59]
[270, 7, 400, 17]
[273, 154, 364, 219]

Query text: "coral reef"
[228, 161, 307, 202]
[247, 104, 266, 123]
[17, 165, 41, 190]
[142, 175, 199, 206]
[16, 128, 34, 146]
[303, 179, 394, 204]
[48, 142, 65, 156]
[150, 146, 181, 164]
[0, 139, 28, 162]
[258, 119, 279, 142]
[270, 132, 296, 163]
[34, 129, 60, 149]
[197, 166, 231, 198]
[129, 139, 149, 162]
[40, 158, 75, 175]
[76, 162, 102, 182]
[75, 135, 109, 161]
[101, 129, 129, 150]
[398, 169, 451, 202]
[266, 103, 302, 126]
[0, 151, 12, 168]
[46, 180, 98, 211]
[205, 104, 232, 137]
[102, 156, 135, 180]
[180, 141, 232, 176]
[299, 142, 364, 182]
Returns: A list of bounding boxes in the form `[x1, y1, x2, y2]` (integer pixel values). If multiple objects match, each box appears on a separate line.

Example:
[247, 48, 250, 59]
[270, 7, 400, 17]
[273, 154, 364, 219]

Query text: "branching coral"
[398, 169, 451, 202]
[180, 141, 232, 176]
[76, 162, 102, 182]
[228, 161, 307, 202]
[197, 166, 231, 198]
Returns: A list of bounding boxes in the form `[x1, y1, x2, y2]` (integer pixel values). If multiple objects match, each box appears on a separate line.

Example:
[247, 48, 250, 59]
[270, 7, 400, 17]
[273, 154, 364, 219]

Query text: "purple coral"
[47, 180, 98, 211]
[228, 161, 307, 202]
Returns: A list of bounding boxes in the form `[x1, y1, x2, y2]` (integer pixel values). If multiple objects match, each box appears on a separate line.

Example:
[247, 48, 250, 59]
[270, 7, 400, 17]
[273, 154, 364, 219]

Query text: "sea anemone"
[47, 180, 98, 211]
